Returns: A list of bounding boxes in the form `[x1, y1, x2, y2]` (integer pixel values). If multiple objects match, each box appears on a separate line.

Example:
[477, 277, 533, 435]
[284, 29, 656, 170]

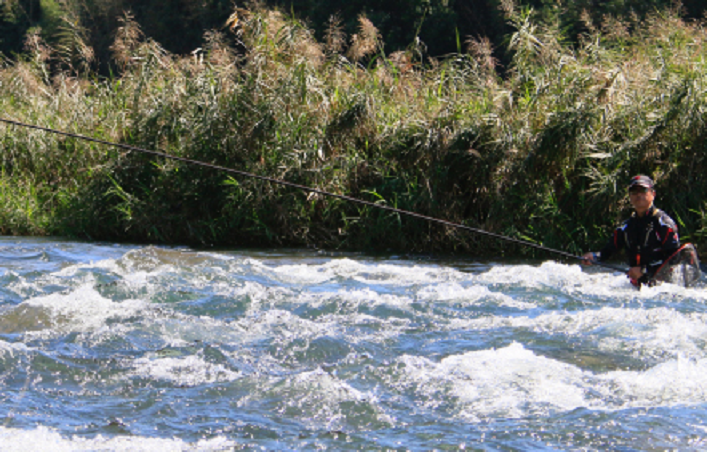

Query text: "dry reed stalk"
[24, 28, 52, 65]
[467, 36, 498, 74]
[348, 16, 381, 63]
[8, 63, 48, 99]
[324, 14, 346, 56]
[110, 11, 143, 72]
[203, 31, 235, 68]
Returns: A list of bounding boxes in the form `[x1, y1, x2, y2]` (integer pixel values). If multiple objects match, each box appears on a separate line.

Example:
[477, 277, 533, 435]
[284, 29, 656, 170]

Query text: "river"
[0, 236, 705, 450]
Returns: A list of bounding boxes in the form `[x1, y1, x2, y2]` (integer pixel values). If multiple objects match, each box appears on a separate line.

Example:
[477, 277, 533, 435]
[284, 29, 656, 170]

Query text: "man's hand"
[581, 252, 597, 265]
[628, 266, 644, 281]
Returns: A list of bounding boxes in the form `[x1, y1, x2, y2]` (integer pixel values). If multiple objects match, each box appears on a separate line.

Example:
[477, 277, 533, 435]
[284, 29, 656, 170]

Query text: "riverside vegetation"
[2, 2, 707, 257]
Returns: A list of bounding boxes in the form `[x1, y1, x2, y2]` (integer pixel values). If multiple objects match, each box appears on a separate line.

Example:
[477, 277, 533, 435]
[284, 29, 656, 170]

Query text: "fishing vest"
[614, 205, 679, 271]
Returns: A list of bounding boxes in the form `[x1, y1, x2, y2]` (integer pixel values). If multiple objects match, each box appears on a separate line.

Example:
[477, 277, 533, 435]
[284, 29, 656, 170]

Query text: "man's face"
[629, 186, 655, 213]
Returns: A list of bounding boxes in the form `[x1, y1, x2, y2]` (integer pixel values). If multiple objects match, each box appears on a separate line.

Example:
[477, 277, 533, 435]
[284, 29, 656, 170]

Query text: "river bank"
[2, 5, 707, 257]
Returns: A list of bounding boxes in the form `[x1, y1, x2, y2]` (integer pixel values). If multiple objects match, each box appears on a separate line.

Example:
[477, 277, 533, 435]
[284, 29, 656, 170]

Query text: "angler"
[582, 175, 683, 287]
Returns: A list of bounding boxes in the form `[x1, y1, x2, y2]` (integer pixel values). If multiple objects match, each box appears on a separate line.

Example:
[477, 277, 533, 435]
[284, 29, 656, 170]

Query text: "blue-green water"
[0, 237, 706, 450]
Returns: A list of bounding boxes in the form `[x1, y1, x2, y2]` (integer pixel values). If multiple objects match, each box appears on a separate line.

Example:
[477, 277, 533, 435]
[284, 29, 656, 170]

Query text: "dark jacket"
[598, 205, 680, 278]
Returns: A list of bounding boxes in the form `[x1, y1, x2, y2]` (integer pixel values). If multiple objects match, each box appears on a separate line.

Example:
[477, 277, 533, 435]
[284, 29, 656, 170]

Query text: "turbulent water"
[0, 237, 706, 450]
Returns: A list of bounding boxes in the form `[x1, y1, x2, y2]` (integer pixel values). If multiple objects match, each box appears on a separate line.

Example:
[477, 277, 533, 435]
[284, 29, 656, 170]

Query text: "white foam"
[0, 426, 236, 451]
[23, 285, 146, 333]
[0, 340, 33, 357]
[600, 356, 707, 408]
[469, 260, 707, 301]
[395, 343, 590, 421]
[394, 342, 707, 421]
[294, 286, 413, 311]
[416, 282, 536, 309]
[455, 307, 707, 361]
[235, 308, 343, 341]
[475, 261, 591, 287]
[268, 258, 465, 286]
[128, 354, 242, 386]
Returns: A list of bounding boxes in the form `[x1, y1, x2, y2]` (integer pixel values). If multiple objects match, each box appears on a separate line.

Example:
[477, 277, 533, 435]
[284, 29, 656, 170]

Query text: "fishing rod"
[0, 117, 626, 272]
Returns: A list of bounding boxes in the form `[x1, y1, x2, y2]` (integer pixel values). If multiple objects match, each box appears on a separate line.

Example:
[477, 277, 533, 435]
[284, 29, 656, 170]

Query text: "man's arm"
[582, 227, 624, 265]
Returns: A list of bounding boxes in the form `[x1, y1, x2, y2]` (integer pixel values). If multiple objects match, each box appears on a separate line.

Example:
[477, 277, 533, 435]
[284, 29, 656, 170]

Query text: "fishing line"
[0, 117, 625, 272]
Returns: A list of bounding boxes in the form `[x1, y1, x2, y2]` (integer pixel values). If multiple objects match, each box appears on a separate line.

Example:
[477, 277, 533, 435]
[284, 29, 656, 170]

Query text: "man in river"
[582, 175, 680, 286]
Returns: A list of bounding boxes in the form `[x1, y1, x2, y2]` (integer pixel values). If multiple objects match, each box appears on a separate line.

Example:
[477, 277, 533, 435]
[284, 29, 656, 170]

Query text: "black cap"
[628, 175, 654, 189]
